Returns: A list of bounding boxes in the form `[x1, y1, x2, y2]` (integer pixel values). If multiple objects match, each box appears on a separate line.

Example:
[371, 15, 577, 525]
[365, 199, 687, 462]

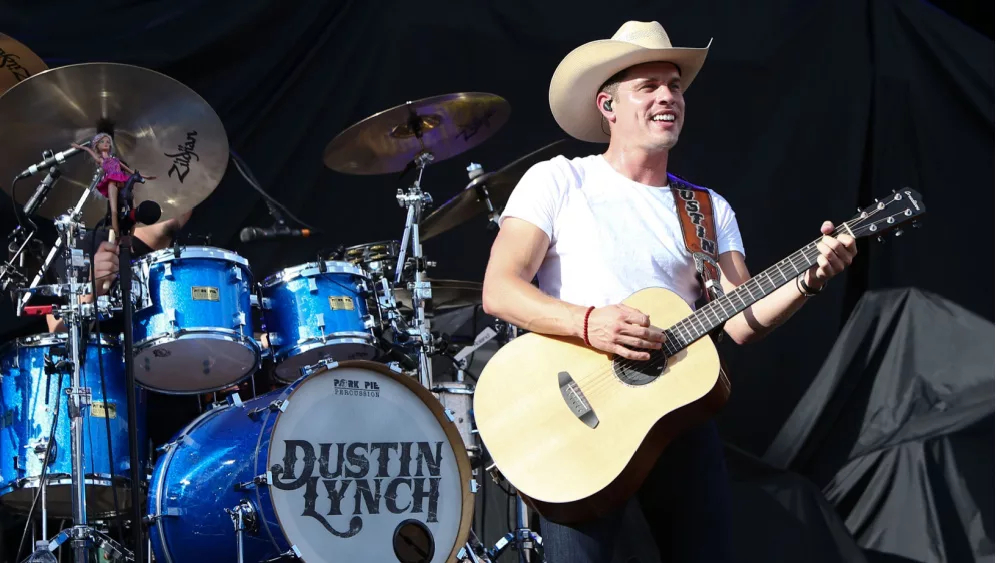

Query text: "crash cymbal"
[0, 33, 48, 96]
[0, 62, 228, 227]
[323, 93, 510, 175]
[420, 139, 569, 241]
[394, 279, 482, 311]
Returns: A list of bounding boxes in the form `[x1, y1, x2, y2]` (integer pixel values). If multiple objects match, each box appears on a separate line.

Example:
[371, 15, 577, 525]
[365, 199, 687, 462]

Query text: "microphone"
[239, 225, 312, 243]
[22, 167, 62, 217]
[16, 145, 85, 179]
[128, 200, 162, 225]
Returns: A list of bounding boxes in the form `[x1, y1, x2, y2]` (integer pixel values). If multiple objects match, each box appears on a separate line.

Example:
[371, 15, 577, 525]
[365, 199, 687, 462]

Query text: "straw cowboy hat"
[549, 21, 711, 143]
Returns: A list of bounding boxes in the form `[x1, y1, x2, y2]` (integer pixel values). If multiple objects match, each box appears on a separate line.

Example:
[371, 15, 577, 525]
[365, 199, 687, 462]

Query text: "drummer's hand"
[93, 241, 119, 296]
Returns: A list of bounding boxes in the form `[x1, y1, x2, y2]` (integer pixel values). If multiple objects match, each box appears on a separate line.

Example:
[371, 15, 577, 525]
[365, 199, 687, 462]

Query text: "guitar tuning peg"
[895, 229, 904, 237]
[876, 235, 884, 243]
[891, 189, 897, 193]
[857, 207, 862, 213]
[912, 221, 921, 229]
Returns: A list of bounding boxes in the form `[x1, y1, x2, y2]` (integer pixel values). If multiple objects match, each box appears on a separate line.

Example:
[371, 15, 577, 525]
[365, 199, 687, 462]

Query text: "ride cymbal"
[0, 62, 228, 227]
[420, 139, 569, 240]
[0, 33, 48, 96]
[323, 93, 510, 175]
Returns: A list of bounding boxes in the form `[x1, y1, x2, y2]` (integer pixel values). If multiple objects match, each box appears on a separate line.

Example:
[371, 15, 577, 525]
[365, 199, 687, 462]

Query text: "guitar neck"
[662, 222, 854, 353]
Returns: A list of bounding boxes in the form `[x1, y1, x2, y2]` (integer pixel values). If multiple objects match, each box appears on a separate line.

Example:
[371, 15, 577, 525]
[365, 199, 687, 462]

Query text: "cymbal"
[420, 139, 569, 241]
[394, 279, 482, 311]
[0, 62, 228, 227]
[323, 93, 510, 175]
[0, 34, 48, 96]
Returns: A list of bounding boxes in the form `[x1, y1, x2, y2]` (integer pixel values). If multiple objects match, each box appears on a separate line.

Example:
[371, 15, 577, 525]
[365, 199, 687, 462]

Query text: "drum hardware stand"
[393, 151, 435, 389]
[10, 164, 140, 563]
[225, 499, 258, 563]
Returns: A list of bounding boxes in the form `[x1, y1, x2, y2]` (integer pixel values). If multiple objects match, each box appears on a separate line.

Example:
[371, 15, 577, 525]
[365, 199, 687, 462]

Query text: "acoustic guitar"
[473, 189, 926, 524]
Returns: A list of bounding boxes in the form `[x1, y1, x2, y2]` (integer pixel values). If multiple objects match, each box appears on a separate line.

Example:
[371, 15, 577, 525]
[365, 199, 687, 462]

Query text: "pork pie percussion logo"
[271, 440, 445, 538]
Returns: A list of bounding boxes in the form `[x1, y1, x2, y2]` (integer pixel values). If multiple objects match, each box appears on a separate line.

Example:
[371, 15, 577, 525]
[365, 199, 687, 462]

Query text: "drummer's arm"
[45, 241, 120, 333]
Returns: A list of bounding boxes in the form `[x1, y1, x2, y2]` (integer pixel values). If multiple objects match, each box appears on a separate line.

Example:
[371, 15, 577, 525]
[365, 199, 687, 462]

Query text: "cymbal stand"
[393, 151, 434, 388]
[14, 169, 131, 563]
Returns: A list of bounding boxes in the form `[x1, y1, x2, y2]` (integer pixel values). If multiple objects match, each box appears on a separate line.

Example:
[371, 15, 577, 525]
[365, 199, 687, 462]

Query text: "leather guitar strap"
[669, 175, 726, 343]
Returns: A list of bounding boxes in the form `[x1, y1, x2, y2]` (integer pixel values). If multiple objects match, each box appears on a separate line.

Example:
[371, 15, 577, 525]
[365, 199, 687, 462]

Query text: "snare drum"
[131, 246, 261, 394]
[0, 333, 147, 518]
[148, 360, 474, 563]
[260, 261, 379, 383]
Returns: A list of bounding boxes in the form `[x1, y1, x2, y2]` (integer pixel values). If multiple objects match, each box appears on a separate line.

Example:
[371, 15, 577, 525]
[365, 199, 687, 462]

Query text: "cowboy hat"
[549, 21, 711, 143]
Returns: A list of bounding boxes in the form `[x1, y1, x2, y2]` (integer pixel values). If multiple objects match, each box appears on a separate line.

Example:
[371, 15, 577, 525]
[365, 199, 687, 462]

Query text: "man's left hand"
[804, 221, 857, 289]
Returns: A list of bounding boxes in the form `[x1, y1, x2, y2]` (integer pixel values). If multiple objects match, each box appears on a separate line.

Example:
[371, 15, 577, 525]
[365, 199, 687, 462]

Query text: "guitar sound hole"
[612, 348, 667, 386]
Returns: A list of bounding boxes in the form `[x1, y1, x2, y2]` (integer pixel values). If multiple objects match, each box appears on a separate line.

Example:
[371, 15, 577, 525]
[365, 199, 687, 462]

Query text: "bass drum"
[149, 360, 474, 563]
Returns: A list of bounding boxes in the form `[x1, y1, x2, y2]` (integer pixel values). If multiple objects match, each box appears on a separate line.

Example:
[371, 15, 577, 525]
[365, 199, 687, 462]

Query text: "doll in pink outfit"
[73, 133, 156, 239]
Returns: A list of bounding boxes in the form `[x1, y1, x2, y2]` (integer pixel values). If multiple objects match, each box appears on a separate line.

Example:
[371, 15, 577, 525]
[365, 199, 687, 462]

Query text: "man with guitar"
[480, 21, 857, 562]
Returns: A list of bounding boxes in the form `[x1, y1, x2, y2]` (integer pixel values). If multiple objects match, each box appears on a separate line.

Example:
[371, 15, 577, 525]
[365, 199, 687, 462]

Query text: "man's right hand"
[585, 304, 667, 360]
[92, 241, 119, 296]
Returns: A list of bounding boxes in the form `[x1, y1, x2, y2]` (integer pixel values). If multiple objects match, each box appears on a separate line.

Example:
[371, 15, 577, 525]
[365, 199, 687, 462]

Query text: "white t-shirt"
[499, 154, 745, 310]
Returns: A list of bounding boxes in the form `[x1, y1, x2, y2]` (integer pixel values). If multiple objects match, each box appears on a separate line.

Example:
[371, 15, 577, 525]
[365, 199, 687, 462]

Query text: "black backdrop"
[0, 0, 992, 457]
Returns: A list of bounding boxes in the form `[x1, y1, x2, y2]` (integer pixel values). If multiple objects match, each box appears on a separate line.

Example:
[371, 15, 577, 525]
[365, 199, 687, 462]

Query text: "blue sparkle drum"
[260, 261, 380, 383]
[132, 246, 261, 394]
[0, 333, 147, 518]
[148, 360, 474, 563]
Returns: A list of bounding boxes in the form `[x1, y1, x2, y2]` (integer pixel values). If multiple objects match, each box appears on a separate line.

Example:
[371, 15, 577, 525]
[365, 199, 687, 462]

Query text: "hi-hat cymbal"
[0, 34, 48, 96]
[420, 139, 569, 241]
[394, 279, 482, 312]
[323, 93, 511, 175]
[0, 62, 229, 227]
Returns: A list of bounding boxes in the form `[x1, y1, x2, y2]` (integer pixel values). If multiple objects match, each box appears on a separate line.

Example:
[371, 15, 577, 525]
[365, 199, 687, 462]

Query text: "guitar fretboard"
[662, 223, 853, 355]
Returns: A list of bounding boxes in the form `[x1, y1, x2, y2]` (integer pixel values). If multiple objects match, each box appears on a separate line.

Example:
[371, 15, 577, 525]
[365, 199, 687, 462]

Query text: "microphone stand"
[115, 177, 146, 563]
[2, 165, 62, 292]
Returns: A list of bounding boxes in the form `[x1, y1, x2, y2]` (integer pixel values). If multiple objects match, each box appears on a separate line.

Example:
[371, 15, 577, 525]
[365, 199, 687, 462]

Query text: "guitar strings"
[564, 208, 908, 402]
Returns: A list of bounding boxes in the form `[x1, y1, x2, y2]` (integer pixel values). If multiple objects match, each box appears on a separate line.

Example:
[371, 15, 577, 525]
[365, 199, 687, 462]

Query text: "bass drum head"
[266, 361, 473, 563]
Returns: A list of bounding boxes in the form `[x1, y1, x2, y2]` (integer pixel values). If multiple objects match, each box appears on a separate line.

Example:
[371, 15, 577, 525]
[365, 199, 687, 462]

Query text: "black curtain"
[765, 288, 994, 563]
[0, 1, 992, 559]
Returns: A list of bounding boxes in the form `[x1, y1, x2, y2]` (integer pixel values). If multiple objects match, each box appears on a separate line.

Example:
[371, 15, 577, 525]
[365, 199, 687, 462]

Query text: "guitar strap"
[668, 174, 726, 343]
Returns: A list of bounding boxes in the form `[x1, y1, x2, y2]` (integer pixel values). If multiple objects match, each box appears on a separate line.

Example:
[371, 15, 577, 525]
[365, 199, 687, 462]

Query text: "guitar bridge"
[558, 371, 598, 429]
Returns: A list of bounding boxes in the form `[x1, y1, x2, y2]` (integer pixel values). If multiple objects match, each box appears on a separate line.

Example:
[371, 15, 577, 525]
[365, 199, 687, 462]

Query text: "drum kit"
[0, 42, 559, 563]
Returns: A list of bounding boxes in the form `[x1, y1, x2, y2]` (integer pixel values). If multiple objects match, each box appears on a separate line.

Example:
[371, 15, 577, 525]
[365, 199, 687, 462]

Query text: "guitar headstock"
[849, 188, 926, 242]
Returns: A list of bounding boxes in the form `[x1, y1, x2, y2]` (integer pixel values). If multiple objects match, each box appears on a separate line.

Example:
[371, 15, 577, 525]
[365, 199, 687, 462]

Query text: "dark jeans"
[539, 421, 733, 563]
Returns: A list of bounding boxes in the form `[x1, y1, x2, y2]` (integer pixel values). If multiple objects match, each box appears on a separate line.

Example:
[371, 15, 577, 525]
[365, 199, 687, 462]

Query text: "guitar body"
[473, 287, 731, 524]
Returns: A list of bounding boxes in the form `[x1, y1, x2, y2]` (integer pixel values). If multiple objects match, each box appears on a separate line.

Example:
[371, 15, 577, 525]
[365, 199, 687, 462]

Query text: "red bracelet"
[583, 306, 595, 346]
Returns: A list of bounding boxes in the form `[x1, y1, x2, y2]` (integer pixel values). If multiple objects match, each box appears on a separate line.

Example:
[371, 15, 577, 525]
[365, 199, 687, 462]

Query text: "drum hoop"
[264, 359, 475, 562]
[260, 261, 368, 288]
[140, 246, 251, 269]
[151, 405, 231, 563]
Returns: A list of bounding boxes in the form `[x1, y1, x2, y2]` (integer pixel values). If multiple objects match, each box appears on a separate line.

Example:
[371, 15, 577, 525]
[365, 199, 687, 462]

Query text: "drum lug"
[261, 545, 303, 563]
[163, 262, 173, 280]
[301, 358, 338, 377]
[308, 278, 319, 293]
[234, 472, 271, 491]
[231, 265, 244, 283]
[233, 312, 247, 329]
[247, 399, 288, 419]
[166, 308, 179, 332]
[363, 315, 376, 330]
[444, 408, 456, 423]
[470, 479, 480, 494]
[260, 297, 273, 311]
